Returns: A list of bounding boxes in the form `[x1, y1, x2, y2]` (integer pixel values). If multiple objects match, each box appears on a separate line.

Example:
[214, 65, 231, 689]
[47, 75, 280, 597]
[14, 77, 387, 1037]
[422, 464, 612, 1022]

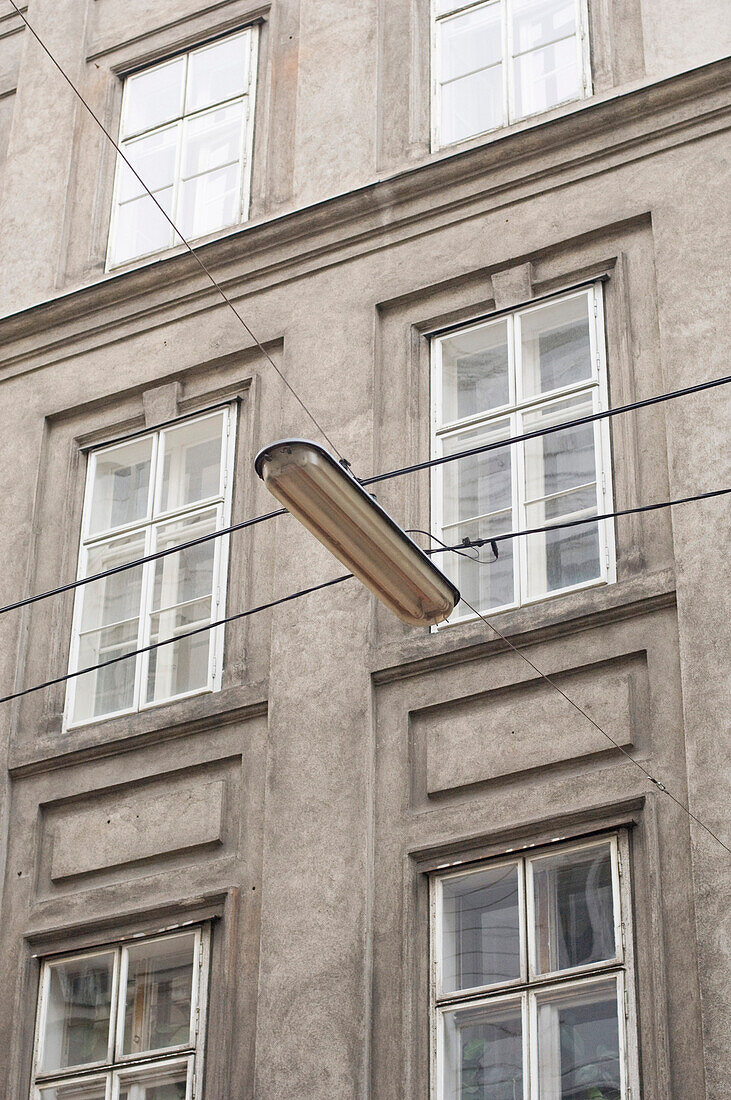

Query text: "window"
[65, 407, 236, 728]
[431, 285, 614, 622]
[432, 0, 590, 146]
[30, 927, 209, 1100]
[431, 836, 637, 1099]
[107, 28, 258, 267]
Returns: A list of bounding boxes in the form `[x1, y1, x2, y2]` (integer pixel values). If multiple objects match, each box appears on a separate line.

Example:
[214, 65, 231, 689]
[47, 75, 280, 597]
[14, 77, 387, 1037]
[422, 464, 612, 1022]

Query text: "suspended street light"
[254, 439, 459, 626]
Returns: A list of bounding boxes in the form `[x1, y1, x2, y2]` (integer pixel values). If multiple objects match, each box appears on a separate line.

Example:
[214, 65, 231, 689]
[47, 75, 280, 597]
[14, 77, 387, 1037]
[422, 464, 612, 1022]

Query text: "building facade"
[0, 0, 729, 1096]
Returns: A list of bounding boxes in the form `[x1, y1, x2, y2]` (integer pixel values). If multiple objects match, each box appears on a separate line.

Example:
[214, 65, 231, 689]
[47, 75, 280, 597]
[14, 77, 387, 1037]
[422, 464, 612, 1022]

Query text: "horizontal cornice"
[0, 57, 729, 377]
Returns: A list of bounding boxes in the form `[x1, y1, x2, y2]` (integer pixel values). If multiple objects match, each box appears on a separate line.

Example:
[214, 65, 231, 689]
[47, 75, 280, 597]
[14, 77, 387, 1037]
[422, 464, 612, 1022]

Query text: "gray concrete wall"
[0, 1, 729, 1097]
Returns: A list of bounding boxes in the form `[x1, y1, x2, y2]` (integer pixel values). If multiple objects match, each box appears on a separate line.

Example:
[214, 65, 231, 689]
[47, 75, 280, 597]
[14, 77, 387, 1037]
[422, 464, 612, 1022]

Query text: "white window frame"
[106, 26, 259, 270]
[64, 405, 237, 731]
[431, 0, 592, 150]
[31, 926, 210, 1100]
[430, 833, 640, 1100]
[431, 283, 615, 626]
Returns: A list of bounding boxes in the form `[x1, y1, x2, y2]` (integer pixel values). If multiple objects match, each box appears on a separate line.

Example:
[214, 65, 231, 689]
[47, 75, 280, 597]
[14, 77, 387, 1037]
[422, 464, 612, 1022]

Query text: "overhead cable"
[457, 594, 731, 856]
[2, 376, 729, 616]
[3, 0, 343, 460]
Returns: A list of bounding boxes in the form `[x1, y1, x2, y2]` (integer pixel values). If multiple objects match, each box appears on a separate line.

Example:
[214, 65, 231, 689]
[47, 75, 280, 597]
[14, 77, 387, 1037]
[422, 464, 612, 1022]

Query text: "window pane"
[146, 511, 217, 704]
[444, 512, 515, 613]
[158, 414, 225, 513]
[512, 0, 576, 54]
[38, 1080, 108, 1100]
[182, 102, 245, 179]
[441, 64, 503, 144]
[442, 997, 524, 1100]
[121, 934, 195, 1056]
[186, 32, 250, 113]
[442, 419, 512, 526]
[439, 5, 503, 82]
[122, 57, 186, 138]
[178, 163, 240, 240]
[116, 1063, 189, 1100]
[40, 953, 114, 1074]
[89, 439, 153, 535]
[531, 843, 616, 974]
[117, 126, 179, 204]
[535, 978, 621, 1100]
[112, 187, 174, 266]
[73, 534, 145, 723]
[441, 864, 521, 993]
[439, 320, 510, 423]
[513, 35, 579, 118]
[520, 295, 592, 398]
[523, 394, 596, 502]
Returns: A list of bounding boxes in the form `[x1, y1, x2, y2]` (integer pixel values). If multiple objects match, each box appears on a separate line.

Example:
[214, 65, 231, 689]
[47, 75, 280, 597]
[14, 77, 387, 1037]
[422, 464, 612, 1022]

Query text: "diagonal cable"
[3, 0, 343, 459]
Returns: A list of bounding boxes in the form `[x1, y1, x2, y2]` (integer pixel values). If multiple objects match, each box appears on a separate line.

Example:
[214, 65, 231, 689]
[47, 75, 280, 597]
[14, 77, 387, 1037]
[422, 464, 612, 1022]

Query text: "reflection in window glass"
[67, 409, 233, 727]
[535, 978, 621, 1100]
[122, 935, 195, 1056]
[532, 843, 616, 974]
[442, 998, 523, 1100]
[109, 29, 256, 267]
[432, 840, 632, 1100]
[38, 1080, 108, 1100]
[434, 0, 588, 147]
[433, 288, 611, 619]
[441, 864, 521, 993]
[41, 953, 115, 1074]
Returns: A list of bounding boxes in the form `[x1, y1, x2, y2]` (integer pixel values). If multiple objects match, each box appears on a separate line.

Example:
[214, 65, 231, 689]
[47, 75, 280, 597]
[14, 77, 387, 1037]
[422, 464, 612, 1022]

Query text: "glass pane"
[40, 953, 114, 1074]
[112, 187, 174, 265]
[182, 102, 244, 179]
[146, 511, 217, 704]
[512, 0, 576, 54]
[121, 934, 195, 1056]
[158, 414, 225, 513]
[179, 163, 240, 239]
[531, 843, 616, 974]
[525, 521, 600, 597]
[535, 978, 621, 1100]
[89, 439, 153, 535]
[116, 1063, 189, 1100]
[513, 36, 579, 118]
[439, 320, 510, 423]
[442, 419, 513, 526]
[441, 864, 521, 993]
[73, 534, 145, 723]
[151, 511, 217, 610]
[117, 126, 179, 204]
[440, 5, 503, 82]
[38, 1079, 108, 1100]
[186, 32, 250, 113]
[443, 512, 514, 614]
[522, 394, 596, 502]
[520, 296, 591, 398]
[122, 57, 186, 138]
[441, 64, 503, 144]
[442, 997, 524, 1100]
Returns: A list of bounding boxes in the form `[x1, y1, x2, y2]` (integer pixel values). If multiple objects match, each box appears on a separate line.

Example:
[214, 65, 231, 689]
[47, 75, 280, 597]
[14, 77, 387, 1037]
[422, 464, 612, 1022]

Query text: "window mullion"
[134, 523, 155, 713]
[503, 0, 512, 125]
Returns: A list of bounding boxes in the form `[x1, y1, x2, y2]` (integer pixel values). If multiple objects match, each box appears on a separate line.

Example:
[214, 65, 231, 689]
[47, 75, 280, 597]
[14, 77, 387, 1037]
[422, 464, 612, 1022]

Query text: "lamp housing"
[254, 439, 459, 626]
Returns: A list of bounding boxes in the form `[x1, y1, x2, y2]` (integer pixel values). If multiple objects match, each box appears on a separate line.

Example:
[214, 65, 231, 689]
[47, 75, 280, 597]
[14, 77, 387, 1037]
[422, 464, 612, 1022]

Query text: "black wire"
[3, 488, 727, 706]
[361, 373, 731, 486]
[0, 573, 352, 705]
[457, 594, 731, 856]
[423, 488, 731, 558]
[2, 375, 729, 617]
[0, 507, 286, 616]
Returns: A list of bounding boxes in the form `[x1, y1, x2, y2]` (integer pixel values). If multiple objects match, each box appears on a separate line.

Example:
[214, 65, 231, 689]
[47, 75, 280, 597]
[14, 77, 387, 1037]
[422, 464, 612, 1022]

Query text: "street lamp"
[254, 439, 459, 626]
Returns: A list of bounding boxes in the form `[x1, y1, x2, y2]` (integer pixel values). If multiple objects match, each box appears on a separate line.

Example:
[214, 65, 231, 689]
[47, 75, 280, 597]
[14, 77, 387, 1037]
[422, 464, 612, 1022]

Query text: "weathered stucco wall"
[0, 0, 728, 1097]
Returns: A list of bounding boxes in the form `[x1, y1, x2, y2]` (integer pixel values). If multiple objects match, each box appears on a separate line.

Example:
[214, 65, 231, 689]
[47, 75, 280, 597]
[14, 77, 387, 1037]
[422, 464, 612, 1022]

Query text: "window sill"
[371, 566, 677, 684]
[8, 678, 268, 777]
